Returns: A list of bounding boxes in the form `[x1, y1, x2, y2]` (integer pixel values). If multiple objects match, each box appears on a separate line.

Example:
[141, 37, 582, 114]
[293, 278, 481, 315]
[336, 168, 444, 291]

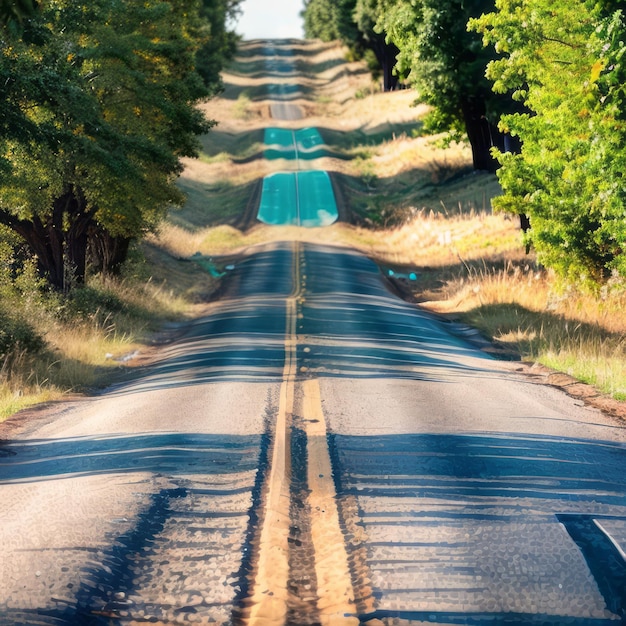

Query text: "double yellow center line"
[243, 242, 359, 626]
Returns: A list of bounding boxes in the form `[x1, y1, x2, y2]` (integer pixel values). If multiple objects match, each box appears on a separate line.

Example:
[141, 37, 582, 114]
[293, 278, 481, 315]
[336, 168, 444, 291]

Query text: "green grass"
[174, 178, 256, 229]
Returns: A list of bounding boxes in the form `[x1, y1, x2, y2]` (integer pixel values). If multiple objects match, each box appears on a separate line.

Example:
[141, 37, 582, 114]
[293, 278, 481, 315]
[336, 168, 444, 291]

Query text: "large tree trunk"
[9, 214, 65, 290]
[87, 227, 131, 276]
[0, 186, 95, 292]
[371, 37, 399, 92]
[51, 186, 93, 291]
[66, 213, 91, 288]
[460, 98, 502, 172]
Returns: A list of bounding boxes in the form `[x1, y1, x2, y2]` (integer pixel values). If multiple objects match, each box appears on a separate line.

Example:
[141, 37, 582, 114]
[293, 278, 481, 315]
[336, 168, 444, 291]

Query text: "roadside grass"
[0, 249, 217, 420]
[470, 302, 626, 399]
[399, 235, 626, 401]
[459, 288, 626, 401]
[174, 176, 256, 228]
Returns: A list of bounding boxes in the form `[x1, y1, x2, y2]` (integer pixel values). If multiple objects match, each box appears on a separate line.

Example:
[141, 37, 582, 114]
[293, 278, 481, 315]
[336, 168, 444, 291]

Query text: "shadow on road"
[102, 244, 502, 394]
[331, 431, 626, 624]
[0, 430, 269, 625]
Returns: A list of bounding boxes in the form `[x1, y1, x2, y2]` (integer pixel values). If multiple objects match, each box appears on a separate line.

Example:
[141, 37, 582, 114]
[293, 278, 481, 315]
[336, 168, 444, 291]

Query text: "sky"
[235, 0, 305, 40]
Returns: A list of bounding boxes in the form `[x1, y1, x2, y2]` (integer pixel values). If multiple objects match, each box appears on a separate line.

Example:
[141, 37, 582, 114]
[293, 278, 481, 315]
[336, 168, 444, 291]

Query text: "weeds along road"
[0, 41, 626, 626]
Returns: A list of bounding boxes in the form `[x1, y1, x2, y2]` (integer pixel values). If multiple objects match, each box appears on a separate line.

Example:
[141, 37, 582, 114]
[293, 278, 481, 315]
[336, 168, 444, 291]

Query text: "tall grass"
[0, 250, 210, 420]
[414, 251, 626, 401]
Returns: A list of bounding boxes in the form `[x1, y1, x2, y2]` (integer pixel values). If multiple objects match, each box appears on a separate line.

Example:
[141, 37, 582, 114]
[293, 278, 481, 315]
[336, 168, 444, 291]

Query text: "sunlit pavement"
[1, 242, 624, 625]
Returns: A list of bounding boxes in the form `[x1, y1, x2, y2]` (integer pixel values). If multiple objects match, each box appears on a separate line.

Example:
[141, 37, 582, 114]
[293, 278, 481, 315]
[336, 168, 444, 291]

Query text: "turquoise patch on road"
[257, 171, 338, 227]
[259, 127, 338, 227]
[297, 171, 338, 227]
[258, 173, 299, 225]
[295, 128, 326, 159]
[264, 127, 328, 161]
[264, 128, 297, 161]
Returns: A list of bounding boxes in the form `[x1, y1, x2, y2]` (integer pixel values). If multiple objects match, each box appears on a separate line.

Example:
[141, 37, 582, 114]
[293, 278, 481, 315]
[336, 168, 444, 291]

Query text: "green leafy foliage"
[303, 0, 357, 42]
[303, 0, 340, 40]
[0, 0, 237, 292]
[303, 0, 399, 90]
[470, 1, 626, 286]
[0, 0, 38, 29]
[0, 228, 45, 359]
[196, 0, 242, 95]
[0, 312, 43, 359]
[379, 0, 510, 169]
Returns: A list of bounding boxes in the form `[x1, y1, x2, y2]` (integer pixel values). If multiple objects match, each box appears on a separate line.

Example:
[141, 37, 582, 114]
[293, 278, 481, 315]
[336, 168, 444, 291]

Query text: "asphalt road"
[262, 43, 303, 122]
[1, 241, 625, 626]
[257, 44, 340, 229]
[264, 128, 327, 162]
[257, 171, 338, 227]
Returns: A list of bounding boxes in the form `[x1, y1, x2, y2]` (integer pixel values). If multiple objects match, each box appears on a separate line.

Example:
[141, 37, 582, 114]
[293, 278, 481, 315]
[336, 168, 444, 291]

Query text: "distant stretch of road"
[264, 127, 328, 161]
[257, 170, 338, 227]
[258, 49, 339, 228]
[257, 128, 338, 227]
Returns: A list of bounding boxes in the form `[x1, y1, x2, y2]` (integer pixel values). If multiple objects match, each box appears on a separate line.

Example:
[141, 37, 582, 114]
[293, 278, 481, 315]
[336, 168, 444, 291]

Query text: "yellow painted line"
[244, 243, 360, 625]
[244, 244, 300, 626]
[302, 378, 359, 626]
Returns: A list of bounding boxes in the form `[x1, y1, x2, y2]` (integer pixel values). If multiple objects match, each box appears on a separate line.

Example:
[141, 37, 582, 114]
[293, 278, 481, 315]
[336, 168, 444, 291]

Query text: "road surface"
[257, 44, 339, 228]
[1, 241, 625, 625]
[257, 171, 338, 227]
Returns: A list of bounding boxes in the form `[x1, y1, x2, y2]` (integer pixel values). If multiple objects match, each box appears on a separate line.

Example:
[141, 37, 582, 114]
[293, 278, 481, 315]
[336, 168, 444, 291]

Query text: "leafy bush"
[69, 286, 125, 318]
[471, 2, 626, 288]
[0, 311, 44, 359]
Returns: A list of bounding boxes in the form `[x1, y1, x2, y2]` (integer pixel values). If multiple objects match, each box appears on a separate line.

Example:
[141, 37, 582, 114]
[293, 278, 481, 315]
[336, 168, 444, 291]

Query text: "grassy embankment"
[1, 38, 624, 420]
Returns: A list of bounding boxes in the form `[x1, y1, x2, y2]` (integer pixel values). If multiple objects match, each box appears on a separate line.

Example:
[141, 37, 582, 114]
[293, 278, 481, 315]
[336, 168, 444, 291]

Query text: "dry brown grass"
[0, 258, 215, 420]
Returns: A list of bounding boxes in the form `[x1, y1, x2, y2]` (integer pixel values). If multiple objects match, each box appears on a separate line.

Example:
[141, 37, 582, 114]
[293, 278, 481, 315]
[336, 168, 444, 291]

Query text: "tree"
[378, 0, 513, 170]
[303, 0, 400, 91]
[354, 0, 400, 91]
[0, 0, 38, 27]
[0, 0, 225, 291]
[303, 0, 348, 42]
[470, 1, 626, 285]
[196, 0, 243, 95]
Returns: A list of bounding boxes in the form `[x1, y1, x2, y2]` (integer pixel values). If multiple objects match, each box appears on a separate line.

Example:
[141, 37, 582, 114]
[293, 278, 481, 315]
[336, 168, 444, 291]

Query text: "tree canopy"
[470, 1, 626, 285]
[378, 0, 516, 170]
[303, 0, 400, 91]
[304, 0, 513, 164]
[0, 0, 240, 291]
[0, 0, 38, 28]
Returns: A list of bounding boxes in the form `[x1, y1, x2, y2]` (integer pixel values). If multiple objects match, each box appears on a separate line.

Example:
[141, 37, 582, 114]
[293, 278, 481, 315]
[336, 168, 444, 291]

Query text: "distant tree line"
[0, 0, 241, 292]
[303, 0, 626, 288]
